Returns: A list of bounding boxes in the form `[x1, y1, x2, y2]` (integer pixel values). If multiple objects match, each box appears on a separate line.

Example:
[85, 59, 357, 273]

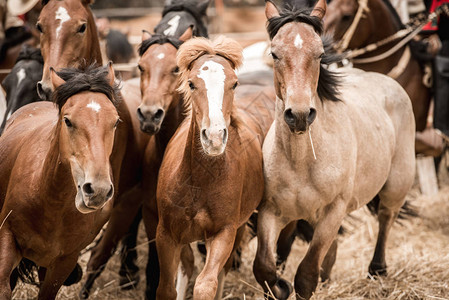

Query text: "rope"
[336, 0, 369, 52]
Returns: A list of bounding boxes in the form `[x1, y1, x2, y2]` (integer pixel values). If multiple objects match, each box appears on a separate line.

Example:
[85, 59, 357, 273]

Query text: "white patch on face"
[197, 60, 227, 128]
[55, 6, 71, 39]
[163, 15, 181, 36]
[157, 53, 165, 60]
[16, 68, 26, 87]
[294, 33, 303, 49]
[87, 100, 101, 113]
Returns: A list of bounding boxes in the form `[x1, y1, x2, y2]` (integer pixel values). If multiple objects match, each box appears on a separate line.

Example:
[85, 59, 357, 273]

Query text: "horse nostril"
[201, 129, 208, 141]
[284, 108, 296, 126]
[308, 108, 317, 124]
[153, 109, 164, 121]
[37, 82, 46, 100]
[137, 107, 145, 121]
[106, 185, 114, 199]
[82, 183, 94, 197]
[222, 128, 228, 143]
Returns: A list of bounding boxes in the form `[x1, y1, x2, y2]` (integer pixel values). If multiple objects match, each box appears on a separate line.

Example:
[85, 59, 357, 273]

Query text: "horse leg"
[155, 226, 181, 300]
[0, 229, 21, 300]
[253, 205, 291, 300]
[38, 256, 78, 300]
[276, 221, 297, 271]
[294, 201, 346, 300]
[320, 239, 338, 282]
[119, 208, 142, 289]
[80, 185, 143, 299]
[193, 226, 236, 300]
[368, 200, 400, 276]
[176, 244, 194, 300]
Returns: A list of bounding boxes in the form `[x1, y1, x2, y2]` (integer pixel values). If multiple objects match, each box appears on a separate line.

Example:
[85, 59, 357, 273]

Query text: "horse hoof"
[368, 262, 387, 277]
[63, 263, 83, 286]
[266, 278, 292, 300]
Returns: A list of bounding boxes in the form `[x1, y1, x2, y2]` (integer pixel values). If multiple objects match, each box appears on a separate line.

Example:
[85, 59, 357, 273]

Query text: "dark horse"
[324, 0, 431, 133]
[0, 45, 43, 135]
[81, 1, 211, 299]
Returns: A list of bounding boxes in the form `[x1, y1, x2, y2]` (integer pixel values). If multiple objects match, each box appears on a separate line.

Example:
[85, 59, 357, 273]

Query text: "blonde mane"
[176, 36, 243, 105]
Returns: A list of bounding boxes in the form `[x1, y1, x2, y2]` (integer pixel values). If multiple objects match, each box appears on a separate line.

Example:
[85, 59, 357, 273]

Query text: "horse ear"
[265, 1, 280, 20]
[179, 26, 193, 42]
[197, 0, 211, 14]
[50, 68, 65, 90]
[310, 0, 326, 20]
[142, 30, 152, 42]
[106, 62, 116, 87]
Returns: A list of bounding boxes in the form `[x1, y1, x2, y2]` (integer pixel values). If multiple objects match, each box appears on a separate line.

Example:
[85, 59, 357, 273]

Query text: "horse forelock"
[51, 64, 121, 112]
[138, 35, 184, 56]
[15, 47, 44, 65]
[267, 6, 343, 102]
[176, 36, 243, 108]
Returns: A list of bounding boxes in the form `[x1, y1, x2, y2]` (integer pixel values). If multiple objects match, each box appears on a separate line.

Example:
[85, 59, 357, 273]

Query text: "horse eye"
[271, 52, 279, 60]
[36, 23, 43, 33]
[188, 81, 195, 91]
[172, 66, 179, 74]
[78, 23, 87, 33]
[232, 82, 238, 90]
[64, 117, 73, 128]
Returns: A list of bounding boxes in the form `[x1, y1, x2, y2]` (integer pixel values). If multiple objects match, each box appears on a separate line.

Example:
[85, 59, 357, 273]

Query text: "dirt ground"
[11, 160, 449, 299]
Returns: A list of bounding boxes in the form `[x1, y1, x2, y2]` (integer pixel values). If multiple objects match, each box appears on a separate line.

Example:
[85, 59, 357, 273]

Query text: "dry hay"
[11, 168, 449, 300]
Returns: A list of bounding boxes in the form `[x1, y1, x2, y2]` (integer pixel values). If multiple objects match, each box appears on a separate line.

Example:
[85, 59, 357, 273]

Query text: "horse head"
[37, 0, 101, 100]
[51, 63, 119, 213]
[177, 36, 243, 156]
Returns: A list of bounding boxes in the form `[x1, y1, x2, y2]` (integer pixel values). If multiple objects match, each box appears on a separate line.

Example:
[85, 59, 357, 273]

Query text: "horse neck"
[274, 96, 318, 163]
[354, 0, 405, 72]
[86, 8, 103, 66]
[41, 122, 74, 205]
[158, 93, 186, 148]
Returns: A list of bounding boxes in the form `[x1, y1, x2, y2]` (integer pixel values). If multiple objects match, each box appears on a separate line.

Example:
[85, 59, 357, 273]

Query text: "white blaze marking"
[294, 33, 303, 49]
[55, 6, 71, 39]
[157, 53, 165, 60]
[87, 101, 101, 113]
[16, 68, 26, 87]
[163, 15, 181, 36]
[197, 60, 227, 128]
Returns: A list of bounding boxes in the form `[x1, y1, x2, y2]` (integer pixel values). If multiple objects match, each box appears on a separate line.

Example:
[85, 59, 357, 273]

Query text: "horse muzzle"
[75, 181, 114, 214]
[200, 126, 228, 156]
[37, 81, 52, 101]
[284, 107, 316, 134]
[136, 105, 165, 135]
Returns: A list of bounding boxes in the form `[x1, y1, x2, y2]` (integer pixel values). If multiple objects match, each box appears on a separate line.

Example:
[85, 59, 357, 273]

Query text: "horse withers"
[0, 45, 43, 135]
[253, 1, 416, 299]
[0, 64, 122, 300]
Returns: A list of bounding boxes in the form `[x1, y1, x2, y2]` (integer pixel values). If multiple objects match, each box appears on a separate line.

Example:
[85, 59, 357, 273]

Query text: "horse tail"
[366, 195, 419, 221]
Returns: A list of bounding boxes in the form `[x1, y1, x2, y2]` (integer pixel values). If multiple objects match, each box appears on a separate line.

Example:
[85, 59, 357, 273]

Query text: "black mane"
[156, 0, 209, 37]
[138, 34, 184, 56]
[267, 3, 342, 102]
[15, 46, 43, 65]
[51, 64, 120, 111]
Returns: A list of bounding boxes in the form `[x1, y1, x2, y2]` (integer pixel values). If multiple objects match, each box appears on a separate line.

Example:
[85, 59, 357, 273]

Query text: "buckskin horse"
[35, 0, 151, 294]
[0, 64, 123, 300]
[252, 1, 416, 299]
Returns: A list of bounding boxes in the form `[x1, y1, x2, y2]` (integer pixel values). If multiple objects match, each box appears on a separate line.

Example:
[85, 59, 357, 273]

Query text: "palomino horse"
[155, 36, 270, 300]
[36, 0, 151, 294]
[324, 0, 430, 132]
[0, 45, 43, 135]
[0, 64, 122, 299]
[253, 1, 416, 299]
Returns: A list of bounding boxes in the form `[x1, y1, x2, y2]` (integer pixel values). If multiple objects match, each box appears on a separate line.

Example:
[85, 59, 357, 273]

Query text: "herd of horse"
[0, 0, 433, 299]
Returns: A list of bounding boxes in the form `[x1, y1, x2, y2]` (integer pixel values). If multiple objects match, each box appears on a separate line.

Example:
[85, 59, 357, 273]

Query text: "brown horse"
[0, 64, 122, 300]
[324, 0, 430, 132]
[36, 0, 151, 296]
[155, 36, 270, 299]
[253, 1, 416, 299]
